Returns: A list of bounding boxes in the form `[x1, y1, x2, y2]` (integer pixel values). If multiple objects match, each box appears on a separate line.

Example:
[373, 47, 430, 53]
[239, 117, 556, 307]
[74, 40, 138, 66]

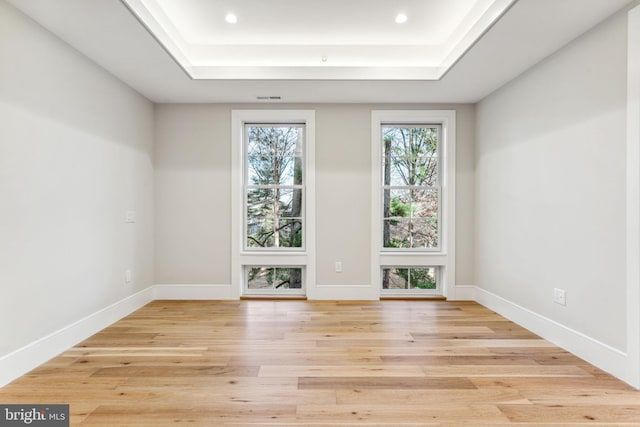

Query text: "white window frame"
[232, 110, 316, 297]
[371, 111, 456, 298]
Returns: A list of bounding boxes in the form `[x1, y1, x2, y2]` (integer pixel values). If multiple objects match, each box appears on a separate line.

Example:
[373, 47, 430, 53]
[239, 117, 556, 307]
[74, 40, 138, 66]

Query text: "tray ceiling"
[121, 0, 516, 79]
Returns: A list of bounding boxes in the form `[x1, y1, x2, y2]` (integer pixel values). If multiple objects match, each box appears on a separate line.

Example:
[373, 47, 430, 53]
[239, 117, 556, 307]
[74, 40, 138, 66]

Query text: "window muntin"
[382, 125, 441, 250]
[244, 124, 304, 250]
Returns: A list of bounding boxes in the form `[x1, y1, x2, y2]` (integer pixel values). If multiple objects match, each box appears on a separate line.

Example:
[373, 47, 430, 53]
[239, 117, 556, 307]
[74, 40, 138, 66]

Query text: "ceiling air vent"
[256, 96, 281, 100]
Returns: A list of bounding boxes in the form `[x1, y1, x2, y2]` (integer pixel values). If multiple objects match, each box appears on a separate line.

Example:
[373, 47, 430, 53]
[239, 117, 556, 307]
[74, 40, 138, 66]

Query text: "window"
[371, 111, 455, 298]
[232, 110, 315, 298]
[382, 267, 439, 291]
[246, 266, 303, 292]
[382, 125, 441, 251]
[245, 124, 304, 250]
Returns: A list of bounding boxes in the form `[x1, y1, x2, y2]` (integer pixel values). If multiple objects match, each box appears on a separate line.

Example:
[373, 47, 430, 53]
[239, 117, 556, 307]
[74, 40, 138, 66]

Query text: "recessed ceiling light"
[395, 13, 408, 24]
[225, 13, 237, 24]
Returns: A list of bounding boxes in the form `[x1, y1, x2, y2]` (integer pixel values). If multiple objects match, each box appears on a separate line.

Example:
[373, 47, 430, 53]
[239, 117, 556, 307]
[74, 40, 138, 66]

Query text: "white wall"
[154, 104, 475, 292]
[476, 9, 628, 355]
[0, 0, 154, 359]
[154, 105, 231, 285]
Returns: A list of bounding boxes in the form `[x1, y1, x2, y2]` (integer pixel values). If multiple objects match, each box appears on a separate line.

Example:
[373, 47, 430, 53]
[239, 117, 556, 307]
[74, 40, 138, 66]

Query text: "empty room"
[1, 0, 640, 424]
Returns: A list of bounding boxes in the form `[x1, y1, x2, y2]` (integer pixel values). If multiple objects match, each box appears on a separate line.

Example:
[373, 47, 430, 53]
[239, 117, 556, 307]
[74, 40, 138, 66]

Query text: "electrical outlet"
[335, 261, 342, 273]
[125, 269, 132, 284]
[553, 288, 566, 306]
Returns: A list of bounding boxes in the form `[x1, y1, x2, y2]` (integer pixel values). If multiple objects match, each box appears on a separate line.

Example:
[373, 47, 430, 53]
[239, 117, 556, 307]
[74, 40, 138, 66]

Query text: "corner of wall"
[625, 2, 640, 389]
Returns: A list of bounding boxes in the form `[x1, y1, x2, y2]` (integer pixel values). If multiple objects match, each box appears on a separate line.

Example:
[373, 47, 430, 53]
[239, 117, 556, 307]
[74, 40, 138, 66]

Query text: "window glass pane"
[247, 188, 274, 216]
[247, 125, 303, 186]
[247, 267, 274, 289]
[383, 189, 438, 248]
[382, 126, 438, 187]
[382, 267, 409, 289]
[246, 188, 301, 219]
[382, 267, 437, 290]
[383, 218, 410, 249]
[281, 188, 303, 217]
[247, 126, 303, 158]
[247, 215, 275, 248]
[247, 267, 303, 289]
[247, 188, 274, 246]
[408, 267, 437, 290]
[277, 219, 303, 247]
[407, 218, 437, 249]
[248, 155, 302, 186]
[247, 188, 303, 248]
[245, 124, 305, 250]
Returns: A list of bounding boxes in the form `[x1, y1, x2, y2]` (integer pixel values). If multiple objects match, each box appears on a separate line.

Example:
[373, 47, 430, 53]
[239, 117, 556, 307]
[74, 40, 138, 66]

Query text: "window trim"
[232, 110, 316, 298]
[371, 110, 456, 298]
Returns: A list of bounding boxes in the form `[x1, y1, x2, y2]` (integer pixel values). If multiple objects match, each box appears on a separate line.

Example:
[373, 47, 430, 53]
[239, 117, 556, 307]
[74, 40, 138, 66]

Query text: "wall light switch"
[125, 210, 136, 223]
[553, 288, 566, 306]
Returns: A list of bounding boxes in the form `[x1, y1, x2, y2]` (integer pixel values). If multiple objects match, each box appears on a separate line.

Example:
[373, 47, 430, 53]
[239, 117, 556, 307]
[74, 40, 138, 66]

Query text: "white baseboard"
[0, 287, 154, 387]
[450, 285, 476, 301]
[153, 284, 237, 300]
[473, 286, 633, 386]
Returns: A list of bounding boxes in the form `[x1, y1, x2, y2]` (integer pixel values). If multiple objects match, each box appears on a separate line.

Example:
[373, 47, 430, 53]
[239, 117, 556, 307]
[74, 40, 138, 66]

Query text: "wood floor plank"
[119, 376, 299, 389]
[380, 355, 541, 365]
[82, 403, 298, 425]
[335, 388, 528, 405]
[498, 404, 640, 423]
[259, 365, 425, 378]
[520, 389, 640, 406]
[0, 300, 636, 426]
[284, 331, 415, 340]
[411, 330, 541, 340]
[421, 365, 593, 378]
[298, 376, 477, 390]
[295, 403, 510, 424]
[470, 376, 635, 391]
[227, 354, 384, 366]
[91, 365, 260, 378]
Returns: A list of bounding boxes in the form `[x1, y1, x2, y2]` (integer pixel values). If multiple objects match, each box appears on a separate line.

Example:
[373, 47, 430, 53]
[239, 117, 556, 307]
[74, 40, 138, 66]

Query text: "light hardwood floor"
[1, 300, 639, 425]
